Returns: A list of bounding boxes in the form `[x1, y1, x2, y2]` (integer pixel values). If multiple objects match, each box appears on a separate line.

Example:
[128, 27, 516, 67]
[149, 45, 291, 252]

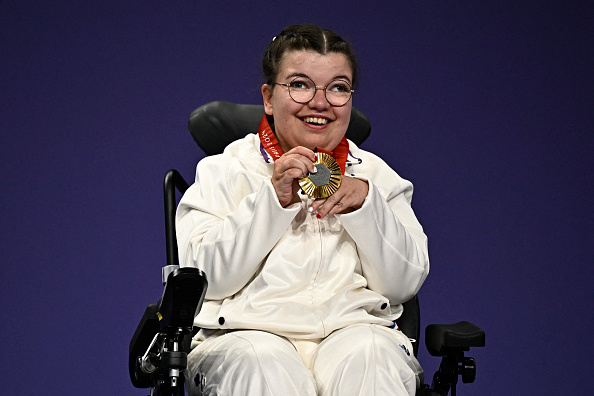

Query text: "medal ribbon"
[257, 114, 349, 173]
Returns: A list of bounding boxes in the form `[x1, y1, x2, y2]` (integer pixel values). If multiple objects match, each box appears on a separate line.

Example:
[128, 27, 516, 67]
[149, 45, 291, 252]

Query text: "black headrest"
[188, 101, 371, 156]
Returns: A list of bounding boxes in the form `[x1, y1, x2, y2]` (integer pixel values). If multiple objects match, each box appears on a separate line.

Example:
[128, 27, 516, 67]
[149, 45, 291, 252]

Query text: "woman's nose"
[308, 87, 330, 110]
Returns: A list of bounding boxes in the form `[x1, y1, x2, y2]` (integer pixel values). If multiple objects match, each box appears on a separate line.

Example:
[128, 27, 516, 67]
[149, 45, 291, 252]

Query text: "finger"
[276, 157, 309, 178]
[315, 191, 346, 218]
[307, 177, 349, 215]
[308, 198, 327, 214]
[315, 200, 344, 219]
[284, 167, 307, 181]
[326, 200, 349, 217]
[284, 147, 317, 173]
[286, 146, 316, 162]
[282, 155, 315, 176]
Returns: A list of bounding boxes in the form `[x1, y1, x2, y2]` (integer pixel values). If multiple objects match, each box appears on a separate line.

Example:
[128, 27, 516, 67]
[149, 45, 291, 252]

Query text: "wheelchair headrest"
[188, 101, 371, 156]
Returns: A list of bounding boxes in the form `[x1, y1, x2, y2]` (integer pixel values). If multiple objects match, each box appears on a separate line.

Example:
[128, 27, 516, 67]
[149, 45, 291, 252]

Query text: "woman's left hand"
[308, 176, 369, 219]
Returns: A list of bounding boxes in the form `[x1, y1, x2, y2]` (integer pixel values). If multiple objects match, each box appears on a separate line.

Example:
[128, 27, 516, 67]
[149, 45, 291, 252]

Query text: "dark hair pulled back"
[263, 24, 358, 87]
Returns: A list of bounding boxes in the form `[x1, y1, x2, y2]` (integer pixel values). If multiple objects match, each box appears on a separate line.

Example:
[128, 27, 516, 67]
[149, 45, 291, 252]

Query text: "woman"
[176, 24, 429, 396]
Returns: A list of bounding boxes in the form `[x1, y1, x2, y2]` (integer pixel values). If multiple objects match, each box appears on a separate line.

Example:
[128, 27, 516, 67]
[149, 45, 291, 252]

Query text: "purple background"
[2, 1, 592, 394]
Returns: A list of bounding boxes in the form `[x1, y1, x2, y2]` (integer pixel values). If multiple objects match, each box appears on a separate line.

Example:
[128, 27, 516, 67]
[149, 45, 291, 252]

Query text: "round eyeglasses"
[275, 76, 354, 107]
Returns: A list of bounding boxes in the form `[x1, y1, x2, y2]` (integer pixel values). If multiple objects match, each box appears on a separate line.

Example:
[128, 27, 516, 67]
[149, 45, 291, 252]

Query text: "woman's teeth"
[303, 117, 328, 125]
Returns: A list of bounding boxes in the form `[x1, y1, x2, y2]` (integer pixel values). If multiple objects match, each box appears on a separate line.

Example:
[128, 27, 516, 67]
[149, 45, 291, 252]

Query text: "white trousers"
[185, 324, 423, 396]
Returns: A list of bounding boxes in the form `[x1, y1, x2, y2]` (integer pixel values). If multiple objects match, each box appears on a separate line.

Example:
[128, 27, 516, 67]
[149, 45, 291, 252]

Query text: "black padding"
[395, 295, 421, 356]
[188, 101, 371, 156]
[425, 321, 485, 357]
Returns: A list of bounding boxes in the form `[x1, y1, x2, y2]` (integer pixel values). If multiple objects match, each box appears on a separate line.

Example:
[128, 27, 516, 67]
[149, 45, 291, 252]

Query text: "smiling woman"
[262, 50, 353, 153]
[176, 24, 429, 396]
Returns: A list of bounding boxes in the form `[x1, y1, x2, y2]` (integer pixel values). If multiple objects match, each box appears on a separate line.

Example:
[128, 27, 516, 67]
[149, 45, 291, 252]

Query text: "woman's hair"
[263, 24, 358, 87]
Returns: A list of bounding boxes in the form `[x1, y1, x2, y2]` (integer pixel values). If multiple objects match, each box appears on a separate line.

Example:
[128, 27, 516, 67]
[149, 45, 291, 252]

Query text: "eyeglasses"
[275, 76, 354, 107]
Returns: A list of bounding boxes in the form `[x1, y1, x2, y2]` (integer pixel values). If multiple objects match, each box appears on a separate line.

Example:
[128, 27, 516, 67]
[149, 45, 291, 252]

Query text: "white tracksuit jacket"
[176, 133, 429, 340]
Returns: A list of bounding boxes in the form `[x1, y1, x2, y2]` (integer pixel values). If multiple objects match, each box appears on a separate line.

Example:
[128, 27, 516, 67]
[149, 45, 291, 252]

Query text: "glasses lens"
[325, 80, 352, 106]
[288, 77, 315, 103]
[285, 77, 352, 106]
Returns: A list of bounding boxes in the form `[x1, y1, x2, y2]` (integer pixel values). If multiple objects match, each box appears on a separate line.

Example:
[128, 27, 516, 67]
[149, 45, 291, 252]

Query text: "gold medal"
[299, 152, 342, 198]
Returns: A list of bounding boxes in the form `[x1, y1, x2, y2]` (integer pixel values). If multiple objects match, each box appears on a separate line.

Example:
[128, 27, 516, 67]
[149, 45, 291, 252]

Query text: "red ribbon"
[257, 114, 349, 174]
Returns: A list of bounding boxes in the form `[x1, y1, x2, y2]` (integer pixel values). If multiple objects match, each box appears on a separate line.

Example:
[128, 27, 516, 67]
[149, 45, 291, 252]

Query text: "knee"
[316, 324, 395, 360]
[227, 331, 295, 365]
[188, 331, 316, 396]
[312, 325, 420, 395]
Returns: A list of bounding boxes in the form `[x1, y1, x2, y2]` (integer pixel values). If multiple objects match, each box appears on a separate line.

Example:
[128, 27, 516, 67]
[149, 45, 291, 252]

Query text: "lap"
[315, 323, 416, 361]
[185, 325, 422, 396]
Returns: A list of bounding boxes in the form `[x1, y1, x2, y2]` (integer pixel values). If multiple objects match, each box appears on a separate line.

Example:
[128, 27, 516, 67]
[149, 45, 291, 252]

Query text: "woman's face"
[262, 50, 353, 152]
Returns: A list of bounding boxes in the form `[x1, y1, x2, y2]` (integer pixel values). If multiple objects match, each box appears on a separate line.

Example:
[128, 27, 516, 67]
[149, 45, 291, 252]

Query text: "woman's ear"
[261, 84, 274, 115]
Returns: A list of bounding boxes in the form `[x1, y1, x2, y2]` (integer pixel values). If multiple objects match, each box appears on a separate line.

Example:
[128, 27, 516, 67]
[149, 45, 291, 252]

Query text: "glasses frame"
[274, 76, 355, 107]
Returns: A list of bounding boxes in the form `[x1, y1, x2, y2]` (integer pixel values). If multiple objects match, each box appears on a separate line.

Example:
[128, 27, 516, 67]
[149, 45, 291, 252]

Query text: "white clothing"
[184, 324, 422, 396]
[176, 134, 429, 339]
[176, 133, 429, 395]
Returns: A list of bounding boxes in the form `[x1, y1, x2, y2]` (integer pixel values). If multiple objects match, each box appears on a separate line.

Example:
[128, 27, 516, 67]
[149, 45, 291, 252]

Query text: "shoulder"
[193, 134, 269, 198]
[197, 134, 264, 174]
[222, 133, 263, 160]
[347, 139, 388, 168]
[346, 139, 402, 179]
[346, 139, 414, 201]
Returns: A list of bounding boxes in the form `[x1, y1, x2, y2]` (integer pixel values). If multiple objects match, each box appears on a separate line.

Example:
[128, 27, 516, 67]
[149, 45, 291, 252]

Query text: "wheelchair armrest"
[425, 321, 485, 357]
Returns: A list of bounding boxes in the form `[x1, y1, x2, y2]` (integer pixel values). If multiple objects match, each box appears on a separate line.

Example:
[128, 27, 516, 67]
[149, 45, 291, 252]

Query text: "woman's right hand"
[271, 146, 317, 207]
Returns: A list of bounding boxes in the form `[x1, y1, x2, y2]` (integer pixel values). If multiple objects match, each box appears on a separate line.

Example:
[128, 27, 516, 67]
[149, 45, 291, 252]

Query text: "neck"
[258, 114, 350, 173]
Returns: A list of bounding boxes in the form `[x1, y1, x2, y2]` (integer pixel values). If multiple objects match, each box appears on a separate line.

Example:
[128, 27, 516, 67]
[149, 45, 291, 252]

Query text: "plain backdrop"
[1, 0, 592, 394]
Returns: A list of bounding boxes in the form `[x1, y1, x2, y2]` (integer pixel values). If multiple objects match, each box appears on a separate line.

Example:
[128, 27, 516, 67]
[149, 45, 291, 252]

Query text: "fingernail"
[312, 166, 317, 173]
[308, 207, 314, 213]
[316, 213, 322, 219]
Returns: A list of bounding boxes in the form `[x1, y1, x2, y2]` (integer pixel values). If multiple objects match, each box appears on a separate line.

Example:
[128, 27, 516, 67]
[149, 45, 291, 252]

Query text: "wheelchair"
[129, 101, 485, 396]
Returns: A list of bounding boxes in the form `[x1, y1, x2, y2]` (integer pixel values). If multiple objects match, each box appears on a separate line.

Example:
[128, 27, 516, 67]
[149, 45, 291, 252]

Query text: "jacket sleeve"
[176, 156, 300, 300]
[337, 160, 429, 305]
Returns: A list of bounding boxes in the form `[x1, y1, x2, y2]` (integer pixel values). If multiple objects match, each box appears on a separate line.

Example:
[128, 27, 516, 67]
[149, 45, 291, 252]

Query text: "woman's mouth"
[302, 116, 329, 126]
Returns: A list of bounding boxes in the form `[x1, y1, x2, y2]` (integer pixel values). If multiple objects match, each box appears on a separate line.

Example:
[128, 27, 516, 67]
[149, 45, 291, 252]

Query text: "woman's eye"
[290, 80, 312, 90]
[329, 82, 351, 93]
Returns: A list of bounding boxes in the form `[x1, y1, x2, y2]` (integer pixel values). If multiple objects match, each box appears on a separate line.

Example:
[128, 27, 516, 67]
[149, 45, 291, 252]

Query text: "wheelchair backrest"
[188, 101, 371, 156]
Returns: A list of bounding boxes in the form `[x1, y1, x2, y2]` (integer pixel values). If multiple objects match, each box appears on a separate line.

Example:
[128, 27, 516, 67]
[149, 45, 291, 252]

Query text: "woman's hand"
[308, 176, 369, 218]
[272, 146, 317, 207]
